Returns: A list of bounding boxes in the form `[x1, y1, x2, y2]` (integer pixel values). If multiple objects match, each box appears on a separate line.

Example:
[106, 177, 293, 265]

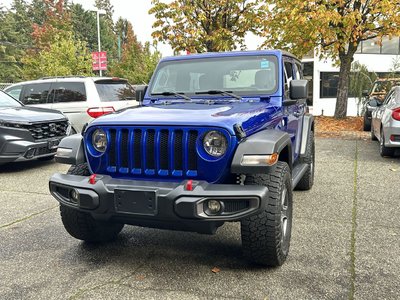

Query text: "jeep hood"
[0, 106, 65, 123]
[90, 102, 281, 136]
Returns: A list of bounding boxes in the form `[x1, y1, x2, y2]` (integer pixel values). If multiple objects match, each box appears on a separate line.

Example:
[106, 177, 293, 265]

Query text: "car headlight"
[203, 130, 227, 157]
[92, 129, 107, 152]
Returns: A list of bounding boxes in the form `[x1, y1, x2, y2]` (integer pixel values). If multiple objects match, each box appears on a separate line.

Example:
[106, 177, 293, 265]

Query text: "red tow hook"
[89, 174, 97, 185]
[185, 179, 193, 191]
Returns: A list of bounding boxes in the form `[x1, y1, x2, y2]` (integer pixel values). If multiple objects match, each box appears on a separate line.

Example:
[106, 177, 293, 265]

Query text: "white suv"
[4, 77, 138, 133]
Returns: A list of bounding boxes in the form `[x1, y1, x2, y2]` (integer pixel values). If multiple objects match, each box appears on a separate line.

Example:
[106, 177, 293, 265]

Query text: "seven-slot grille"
[106, 128, 199, 177]
[25, 121, 69, 140]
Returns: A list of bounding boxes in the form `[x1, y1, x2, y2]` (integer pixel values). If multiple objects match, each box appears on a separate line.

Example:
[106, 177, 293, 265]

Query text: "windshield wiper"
[151, 91, 191, 101]
[195, 90, 242, 100]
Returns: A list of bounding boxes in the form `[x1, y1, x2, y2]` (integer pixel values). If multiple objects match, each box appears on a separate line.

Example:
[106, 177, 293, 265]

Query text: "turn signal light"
[392, 108, 400, 121]
[87, 106, 115, 118]
[241, 153, 279, 166]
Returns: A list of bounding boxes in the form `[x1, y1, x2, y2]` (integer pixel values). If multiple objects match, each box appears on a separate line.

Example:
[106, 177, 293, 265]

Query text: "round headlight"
[92, 129, 107, 152]
[203, 130, 228, 157]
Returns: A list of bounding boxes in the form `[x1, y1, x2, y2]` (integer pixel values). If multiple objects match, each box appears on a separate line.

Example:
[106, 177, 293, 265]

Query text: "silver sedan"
[371, 86, 400, 157]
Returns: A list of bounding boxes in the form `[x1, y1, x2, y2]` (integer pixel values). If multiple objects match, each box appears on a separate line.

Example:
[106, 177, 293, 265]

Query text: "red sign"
[92, 51, 107, 71]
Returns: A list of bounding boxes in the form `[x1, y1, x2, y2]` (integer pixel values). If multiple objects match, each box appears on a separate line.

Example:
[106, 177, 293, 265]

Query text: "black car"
[0, 90, 70, 164]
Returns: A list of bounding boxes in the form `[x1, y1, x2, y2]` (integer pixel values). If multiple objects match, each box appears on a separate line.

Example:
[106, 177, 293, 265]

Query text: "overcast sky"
[0, 0, 262, 56]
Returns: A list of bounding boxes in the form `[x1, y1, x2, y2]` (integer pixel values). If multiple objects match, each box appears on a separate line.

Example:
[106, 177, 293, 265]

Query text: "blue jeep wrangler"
[50, 50, 314, 267]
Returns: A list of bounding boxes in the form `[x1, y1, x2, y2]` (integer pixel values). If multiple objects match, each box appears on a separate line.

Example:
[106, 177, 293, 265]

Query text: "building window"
[320, 72, 340, 98]
[381, 36, 400, 54]
[357, 37, 400, 54]
[362, 40, 381, 54]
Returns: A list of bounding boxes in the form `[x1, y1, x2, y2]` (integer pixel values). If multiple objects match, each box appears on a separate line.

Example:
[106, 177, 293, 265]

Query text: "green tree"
[69, 3, 98, 51]
[262, 0, 400, 118]
[149, 0, 265, 53]
[22, 32, 93, 79]
[110, 22, 161, 84]
[0, 7, 25, 82]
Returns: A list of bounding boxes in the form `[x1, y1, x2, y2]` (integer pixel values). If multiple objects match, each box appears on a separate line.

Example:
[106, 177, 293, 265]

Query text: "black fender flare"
[55, 134, 86, 165]
[231, 129, 292, 174]
[300, 114, 314, 157]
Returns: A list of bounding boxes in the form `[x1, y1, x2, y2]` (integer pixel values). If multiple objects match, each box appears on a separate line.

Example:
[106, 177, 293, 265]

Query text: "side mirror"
[135, 85, 148, 102]
[290, 80, 308, 99]
[362, 90, 369, 97]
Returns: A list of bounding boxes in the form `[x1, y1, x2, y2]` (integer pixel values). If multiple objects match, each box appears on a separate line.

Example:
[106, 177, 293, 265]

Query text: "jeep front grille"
[26, 121, 69, 140]
[106, 127, 199, 177]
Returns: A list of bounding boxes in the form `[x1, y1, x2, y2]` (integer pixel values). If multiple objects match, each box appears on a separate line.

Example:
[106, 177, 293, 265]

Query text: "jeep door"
[283, 58, 304, 160]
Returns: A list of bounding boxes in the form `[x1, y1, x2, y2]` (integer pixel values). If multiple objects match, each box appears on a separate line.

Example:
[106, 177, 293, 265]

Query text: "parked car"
[363, 78, 400, 131]
[4, 77, 138, 133]
[49, 50, 315, 267]
[371, 86, 400, 157]
[0, 90, 70, 164]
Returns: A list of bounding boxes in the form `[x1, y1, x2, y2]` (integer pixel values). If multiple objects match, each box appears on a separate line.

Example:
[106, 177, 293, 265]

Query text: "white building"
[302, 37, 400, 116]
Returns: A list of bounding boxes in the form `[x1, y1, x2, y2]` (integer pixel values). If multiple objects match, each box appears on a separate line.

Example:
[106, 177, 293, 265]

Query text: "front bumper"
[49, 174, 268, 233]
[0, 137, 62, 164]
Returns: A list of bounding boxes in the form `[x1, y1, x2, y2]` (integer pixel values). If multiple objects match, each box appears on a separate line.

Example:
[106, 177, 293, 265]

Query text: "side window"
[5, 87, 22, 100]
[383, 92, 394, 105]
[52, 82, 86, 103]
[21, 83, 52, 105]
[284, 60, 294, 96]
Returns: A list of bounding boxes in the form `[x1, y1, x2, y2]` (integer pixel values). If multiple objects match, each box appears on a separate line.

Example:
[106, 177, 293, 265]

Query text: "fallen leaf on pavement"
[389, 168, 397, 172]
[211, 267, 220, 273]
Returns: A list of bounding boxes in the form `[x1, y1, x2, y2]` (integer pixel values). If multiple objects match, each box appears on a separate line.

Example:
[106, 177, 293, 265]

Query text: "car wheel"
[296, 131, 315, 190]
[241, 162, 292, 266]
[60, 205, 124, 242]
[60, 162, 124, 242]
[370, 123, 378, 141]
[363, 114, 371, 131]
[379, 130, 394, 157]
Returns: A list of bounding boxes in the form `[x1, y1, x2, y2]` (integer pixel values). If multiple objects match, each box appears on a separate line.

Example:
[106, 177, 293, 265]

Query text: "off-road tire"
[60, 205, 124, 242]
[363, 114, 371, 131]
[67, 163, 90, 176]
[371, 123, 378, 141]
[241, 162, 293, 267]
[296, 131, 315, 190]
[61, 162, 124, 242]
[379, 130, 394, 157]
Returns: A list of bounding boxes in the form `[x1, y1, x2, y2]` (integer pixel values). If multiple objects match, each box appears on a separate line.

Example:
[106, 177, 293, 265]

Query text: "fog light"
[25, 148, 36, 159]
[207, 200, 222, 214]
[70, 189, 79, 203]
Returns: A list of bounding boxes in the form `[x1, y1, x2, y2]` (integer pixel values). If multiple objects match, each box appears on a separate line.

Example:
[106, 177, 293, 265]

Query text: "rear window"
[95, 80, 135, 102]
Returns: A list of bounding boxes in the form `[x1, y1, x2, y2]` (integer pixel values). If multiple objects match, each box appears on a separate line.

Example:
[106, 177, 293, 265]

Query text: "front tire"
[371, 122, 378, 141]
[60, 162, 124, 242]
[241, 162, 293, 266]
[363, 114, 371, 131]
[60, 205, 124, 242]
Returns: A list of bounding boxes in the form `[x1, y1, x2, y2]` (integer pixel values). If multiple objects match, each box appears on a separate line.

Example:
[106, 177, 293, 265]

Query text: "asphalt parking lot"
[0, 138, 399, 300]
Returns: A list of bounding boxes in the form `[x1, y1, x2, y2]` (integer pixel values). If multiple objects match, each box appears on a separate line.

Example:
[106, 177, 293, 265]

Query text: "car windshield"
[372, 80, 400, 94]
[149, 55, 279, 98]
[0, 91, 21, 108]
[95, 80, 135, 101]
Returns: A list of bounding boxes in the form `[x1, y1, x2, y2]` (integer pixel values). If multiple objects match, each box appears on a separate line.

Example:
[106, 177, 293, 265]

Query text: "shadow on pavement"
[0, 159, 55, 174]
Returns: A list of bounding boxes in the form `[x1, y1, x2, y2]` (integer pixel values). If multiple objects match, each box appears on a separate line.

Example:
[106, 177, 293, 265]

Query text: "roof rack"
[39, 75, 87, 80]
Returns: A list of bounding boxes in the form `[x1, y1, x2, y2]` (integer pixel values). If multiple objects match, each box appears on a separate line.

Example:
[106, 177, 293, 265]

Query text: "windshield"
[0, 91, 21, 108]
[149, 55, 279, 97]
[372, 80, 400, 94]
[95, 80, 135, 101]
